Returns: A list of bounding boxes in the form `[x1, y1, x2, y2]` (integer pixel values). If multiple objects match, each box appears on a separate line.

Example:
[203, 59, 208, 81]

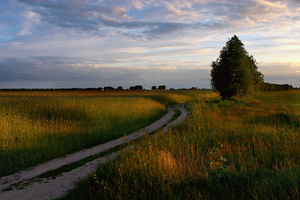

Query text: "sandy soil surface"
[0, 103, 188, 200]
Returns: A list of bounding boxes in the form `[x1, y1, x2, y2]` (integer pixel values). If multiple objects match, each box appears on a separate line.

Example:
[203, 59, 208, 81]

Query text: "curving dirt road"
[0, 103, 188, 200]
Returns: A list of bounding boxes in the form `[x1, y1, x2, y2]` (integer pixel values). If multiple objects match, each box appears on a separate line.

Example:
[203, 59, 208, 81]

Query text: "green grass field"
[255, 90, 300, 108]
[61, 90, 300, 200]
[0, 90, 209, 176]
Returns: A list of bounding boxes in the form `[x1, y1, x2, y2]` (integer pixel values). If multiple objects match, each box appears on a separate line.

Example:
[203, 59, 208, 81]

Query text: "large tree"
[210, 35, 263, 99]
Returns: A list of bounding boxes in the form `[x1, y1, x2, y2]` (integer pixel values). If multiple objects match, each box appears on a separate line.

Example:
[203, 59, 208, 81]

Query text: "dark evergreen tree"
[211, 35, 263, 99]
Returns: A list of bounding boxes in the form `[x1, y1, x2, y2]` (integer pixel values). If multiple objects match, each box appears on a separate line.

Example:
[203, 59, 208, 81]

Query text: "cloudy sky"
[0, 0, 299, 89]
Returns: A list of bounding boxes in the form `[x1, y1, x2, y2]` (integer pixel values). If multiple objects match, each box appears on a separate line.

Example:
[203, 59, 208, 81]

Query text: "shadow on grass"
[250, 112, 300, 129]
[60, 168, 299, 200]
[205, 98, 239, 108]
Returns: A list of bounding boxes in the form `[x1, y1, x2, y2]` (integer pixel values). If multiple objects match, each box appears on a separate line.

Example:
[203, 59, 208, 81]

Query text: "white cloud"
[18, 11, 40, 36]
[130, 0, 145, 10]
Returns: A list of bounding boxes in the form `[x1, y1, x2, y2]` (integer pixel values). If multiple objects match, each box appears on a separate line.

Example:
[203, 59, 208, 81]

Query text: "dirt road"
[0, 103, 188, 200]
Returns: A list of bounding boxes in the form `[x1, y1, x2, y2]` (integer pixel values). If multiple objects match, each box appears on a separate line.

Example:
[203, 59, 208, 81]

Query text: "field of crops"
[62, 90, 300, 200]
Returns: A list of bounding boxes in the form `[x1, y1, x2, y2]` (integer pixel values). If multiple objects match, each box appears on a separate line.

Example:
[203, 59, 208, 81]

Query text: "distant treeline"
[2, 83, 297, 92]
[0, 88, 103, 91]
[260, 82, 297, 91]
[0, 86, 212, 91]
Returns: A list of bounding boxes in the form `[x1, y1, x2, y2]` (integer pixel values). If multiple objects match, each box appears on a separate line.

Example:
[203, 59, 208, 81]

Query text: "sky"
[0, 0, 299, 89]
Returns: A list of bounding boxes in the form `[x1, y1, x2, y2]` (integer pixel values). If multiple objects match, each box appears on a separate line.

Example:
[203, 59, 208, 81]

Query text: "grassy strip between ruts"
[60, 91, 300, 200]
[2, 144, 125, 192]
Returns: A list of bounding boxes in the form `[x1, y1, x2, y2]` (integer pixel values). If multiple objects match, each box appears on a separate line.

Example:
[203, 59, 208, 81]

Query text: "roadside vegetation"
[61, 90, 299, 200]
[0, 90, 209, 176]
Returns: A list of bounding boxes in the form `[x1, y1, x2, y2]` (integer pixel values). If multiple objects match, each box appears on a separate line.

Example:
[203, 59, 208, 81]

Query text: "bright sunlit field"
[61, 90, 300, 200]
[0, 90, 211, 176]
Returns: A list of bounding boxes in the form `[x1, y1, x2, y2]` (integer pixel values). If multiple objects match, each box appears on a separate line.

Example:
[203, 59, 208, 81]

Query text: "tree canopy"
[210, 35, 263, 99]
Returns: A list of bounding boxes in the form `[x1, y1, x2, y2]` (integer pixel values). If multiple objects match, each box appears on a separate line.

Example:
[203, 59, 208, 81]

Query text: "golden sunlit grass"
[0, 90, 210, 176]
[61, 91, 300, 200]
[0, 92, 152, 176]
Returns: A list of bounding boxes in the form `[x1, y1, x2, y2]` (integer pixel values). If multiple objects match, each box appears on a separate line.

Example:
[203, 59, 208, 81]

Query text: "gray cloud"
[0, 57, 101, 83]
[18, 0, 128, 33]
[0, 56, 210, 89]
[0, 58, 35, 82]
[17, 0, 189, 39]
[264, 74, 300, 88]
[259, 62, 300, 87]
[15, 0, 299, 40]
[30, 56, 82, 65]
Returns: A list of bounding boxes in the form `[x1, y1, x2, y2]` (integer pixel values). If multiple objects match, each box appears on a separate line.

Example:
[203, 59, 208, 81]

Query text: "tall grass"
[62, 91, 299, 200]
[0, 90, 211, 176]
[0, 92, 168, 176]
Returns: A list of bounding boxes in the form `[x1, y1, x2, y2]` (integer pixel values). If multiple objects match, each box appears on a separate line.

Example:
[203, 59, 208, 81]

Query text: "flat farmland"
[0, 90, 212, 176]
[61, 90, 300, 200]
